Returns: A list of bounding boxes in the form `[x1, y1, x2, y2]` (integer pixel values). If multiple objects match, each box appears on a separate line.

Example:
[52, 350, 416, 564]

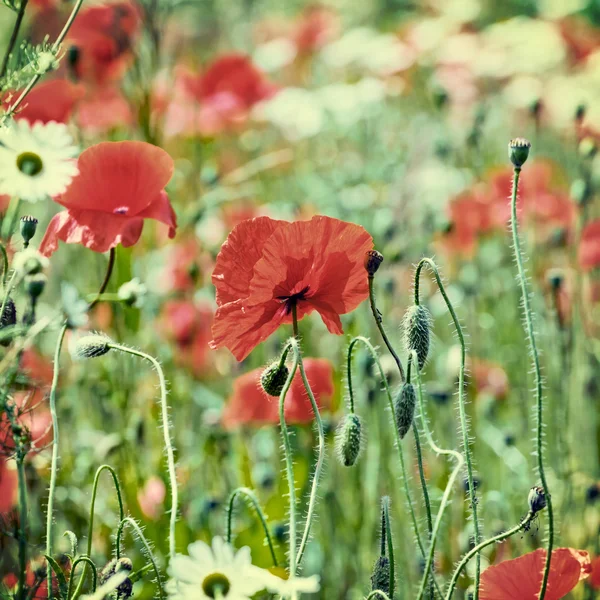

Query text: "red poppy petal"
[212, 216, 284, 306]
[209, 299, 283, 361]
[56, 141, 174, 215]
[39, 210, 144, 256]
[136, 190, 177, 238]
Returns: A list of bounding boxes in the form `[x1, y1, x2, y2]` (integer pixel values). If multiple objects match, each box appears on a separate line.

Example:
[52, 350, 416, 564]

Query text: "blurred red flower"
[222, 358, 334, 428]
[579, 219, 600, 271]
[480, 547, 591, 600]
[3, 557, 70, 598]
[589, 555, 600, 590]
[293, 5, 340, 54]
[0, 460, 17, 513]
[162, 238, 213, 293]
[19, 348, 53, 389]
[210, 215, 373, 361]
[75, 86, 134, 134]
[39, 141, 176, 256]
[470, 358, 509, 400]
[137, 475, 166, 520]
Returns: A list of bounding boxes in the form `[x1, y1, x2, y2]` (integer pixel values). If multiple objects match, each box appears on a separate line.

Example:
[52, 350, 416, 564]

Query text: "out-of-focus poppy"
[210, 215, 373, 361]
[222, 358, 334, 428]
[39, 141, 176, 256]
[579, 219, 600, 271]
[293, 5, 340, 54]
[589, 555, 600, 590]
[138, 475, 166, 520]
[0, 460, 17, 514]
[162, 238, 213, 293]
[470, 358, 509, 400]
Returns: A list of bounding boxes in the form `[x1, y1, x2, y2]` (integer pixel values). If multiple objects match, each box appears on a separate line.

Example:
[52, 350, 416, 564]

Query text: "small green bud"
[0, 297, 17, 346]
[403, 304, 432, 371]
[335, 413, 362, 467]
[371, 556, 390, 595]
[364, 250, 384, 276]
[19, 216, 38, 247]
[13, 248, 48, 276]
[25, 273, 46, 299]
[508, 137, 531, 168]
[528, 485, 546, 514]
[260, 361, 289, 397]
[394, 383, 416, 439]
[74, 333, 112, 359]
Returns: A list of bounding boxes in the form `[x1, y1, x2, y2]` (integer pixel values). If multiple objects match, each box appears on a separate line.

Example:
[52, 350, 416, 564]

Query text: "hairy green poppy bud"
[364, 250, 384, 276]
[403, 304, 432, 371]
[508, 138, 531, 168]
[19, 216, 38, 247]
[100, 556, 134, 599]
[335, 413, 362, 467]
[528, 485, 546, 514]
[0, 297, 16, 346]
[371, 556, 390, 594]
[25, 273, 46, 299]
[394, 383, 416, 439]
[260, 361, 289, 397]
[74, 333, 112, 359]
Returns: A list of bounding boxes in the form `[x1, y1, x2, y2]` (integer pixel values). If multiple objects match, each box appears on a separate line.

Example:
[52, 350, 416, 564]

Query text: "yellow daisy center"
[16, 152, 43, 176]
[202, 572, 231, 598]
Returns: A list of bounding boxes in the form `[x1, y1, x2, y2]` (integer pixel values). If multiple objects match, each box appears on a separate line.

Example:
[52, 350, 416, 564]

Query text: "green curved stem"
[108, 344, 177, 560]
[115, 517, 164, 600]
[444, 512, 535, 600]
[0, 0, 30, 79]
[366, 592, 392, 600]
[87, 249, 116, 311]
[510, 167, 554, 599]
[226, 487, 278, 567]
[67, 557, 97, 599]
[415, 258, 482, 598]
[45, 323, 68, 599]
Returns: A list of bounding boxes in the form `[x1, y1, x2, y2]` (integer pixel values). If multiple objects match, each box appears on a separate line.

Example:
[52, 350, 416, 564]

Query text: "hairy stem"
[67, 557, 97, 599]
[381, 496, 395, 599]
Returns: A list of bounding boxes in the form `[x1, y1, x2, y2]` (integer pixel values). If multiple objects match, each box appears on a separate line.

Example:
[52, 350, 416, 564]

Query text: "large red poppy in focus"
[480, 547, 591, 600]
[209, 215, 373, 361]
[39, 141, 176, 256]
[222, 358, 334, 428]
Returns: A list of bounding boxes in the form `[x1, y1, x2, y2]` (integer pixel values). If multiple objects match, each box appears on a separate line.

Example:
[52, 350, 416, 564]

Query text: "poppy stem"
[45, 322, 68, 600]
[380, 496, 395, 598]
[66, 557, 97, 600]
[226, 487, 279, 567]
[108, 344, 178, 561]
[0, 242, 8, 287]
[366, 592, 392, 600]
[414, 257, 482, 599]
[88, 248, 116, 311]
[290, 304, 326, 571]
[510, 167, 554, 600]
[0, 0, 29, 80]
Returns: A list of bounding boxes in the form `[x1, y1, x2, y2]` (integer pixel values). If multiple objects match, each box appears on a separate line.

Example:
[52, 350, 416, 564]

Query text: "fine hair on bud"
[74, 333, 113, 359]
[402, 304, 432, 370]
[100, 557, 134, 599]
[260, 361, 289, 397]
[394, 383, 416, 439]
[371, 555, 390, 594]
[528, 485, 547, 514]
[335, 413, 362, 467]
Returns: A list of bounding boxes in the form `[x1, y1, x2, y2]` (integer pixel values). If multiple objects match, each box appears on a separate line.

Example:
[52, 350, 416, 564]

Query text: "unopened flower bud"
[575, 104, 586, 122]
[100, 557, 134, 599]
[0, 297, 16, 346]
[508, 138, 531, 168]
[546, 268, 564, 291]
[394, 383, 416, 439]
[371, 556, 390, 595]
[14, 248, 48, 276]
[260, 361, 289, 397]
[364, 250, 384, 276]
[19, 216, 38, 247]
[74, 333, 112, 359]
[403, 304, 432, 371]
[118, 278, 147, 307]
[335, 413, 362, 467]
[25, 273, 46, 299]
[528, 485, 546, 514]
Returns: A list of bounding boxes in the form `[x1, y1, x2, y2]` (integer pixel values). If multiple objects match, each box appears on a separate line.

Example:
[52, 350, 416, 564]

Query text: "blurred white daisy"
[0, 120, 78, 203]
[254, 38, 297, 73]
[265, 574, 321, 599]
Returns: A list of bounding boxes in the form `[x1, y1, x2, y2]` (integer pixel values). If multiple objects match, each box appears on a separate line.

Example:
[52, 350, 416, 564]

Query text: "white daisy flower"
[167, 537, 274, 600]
[265, 574, 321, 599]
[0, 120, 78, 203]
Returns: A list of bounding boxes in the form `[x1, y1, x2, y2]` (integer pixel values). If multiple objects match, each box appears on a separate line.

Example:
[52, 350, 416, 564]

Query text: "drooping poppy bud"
[260, 361, 289, 397]
[371, 556, 390, 594]
[403, 304, 432, 371]
[335, 413, 362, 467]
[74, 333, 113, 359]
[394, 383, 416, 439]
[528, 485, 547, 514]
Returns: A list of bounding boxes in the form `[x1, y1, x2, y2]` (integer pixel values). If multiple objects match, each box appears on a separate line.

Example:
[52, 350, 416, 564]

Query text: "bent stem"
[510, 167, 554, 599]
[414, 258, 482, 598]
[444, 512, 535, 600]
[45, 323, 68, 600]
[87, 249, 116, 311]
[226, 487, 278, 567]
[67, 557, 97, 599]
[291, 305, 325, 571]
[109, 344, 178, 560]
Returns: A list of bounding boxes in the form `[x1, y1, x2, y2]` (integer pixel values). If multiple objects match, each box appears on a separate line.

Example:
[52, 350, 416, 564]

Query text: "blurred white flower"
[503, 75, 543, 110]
[253, 38, 297, 73]
[433, 0, 481, 24]
[321, 27, 376, 69]
[118, 277, 147, 307]
[0, 120, 78, 203]
[265, 574, 320, 599]
[538, 0, 588, 19]
[12, 248, 49, 276]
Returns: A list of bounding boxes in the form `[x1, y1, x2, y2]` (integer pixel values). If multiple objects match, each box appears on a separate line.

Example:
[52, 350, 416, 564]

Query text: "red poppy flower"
[480, 547, 591, 600]
[210, 215, 373, 361]
[19, 348, 53, 389]
[222, 358, 334, 428]
[75, 86, 133, 134]
[162, 238, 213, 293]
[579, 219, 600, 271]
[39, 141, 176, 256]
[470, 357, 509, 400]
[293, 5, 340, 53]
[589, 555, 600, 590]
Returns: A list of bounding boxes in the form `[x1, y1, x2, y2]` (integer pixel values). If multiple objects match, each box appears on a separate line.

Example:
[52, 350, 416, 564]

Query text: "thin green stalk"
[16, 456, 28, 600]
[87, 249, 116, 311]
[108, 344, 177, 560]
[366, 592, 392, 600]
[510, 167, 554, 599]
[226, 487, 278, 567]
[414, 258, 482, 598]
[45, 323, 68, 600]
[381, 497, 395, 599]
[0, 0, 30, 79]
[1, 271, 18, 326]
[444, 512, 535, 600]
[291, 305, 326, 570]
[67, 557, 97, 599]
[0, 243, 9, 286]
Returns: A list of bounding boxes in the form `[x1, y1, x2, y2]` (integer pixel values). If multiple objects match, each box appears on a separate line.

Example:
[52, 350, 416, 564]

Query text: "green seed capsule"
[508, 137, 531, 168]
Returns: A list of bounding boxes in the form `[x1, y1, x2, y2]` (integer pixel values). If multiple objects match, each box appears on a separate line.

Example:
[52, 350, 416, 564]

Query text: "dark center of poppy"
[277, 285, 310, 315]
[113, 206, 129, 215]
[16, 152, 43, 176]
[201, 572, 231, 598]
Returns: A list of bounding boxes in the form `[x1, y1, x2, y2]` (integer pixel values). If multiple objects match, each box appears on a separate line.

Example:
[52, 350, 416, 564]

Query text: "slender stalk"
[444, 512, 535, 600]
[381, 497, 395, 599]
[0, 0, 30, 80]
[0, 243, 9, 286]
[291, 305, 326, 570]
[45, 323, 68, 600]
[1, 271, 18, 327]
[366, 592, 392, 600]
[226, 487, 278, 567]
[108, 344, 177, 560]
[16, 456, 28, 600]
[67, 557, 97, 599]
[414, 258, 482, 598]
[87, 249, 116, 310]
[510, 167, 554, 599]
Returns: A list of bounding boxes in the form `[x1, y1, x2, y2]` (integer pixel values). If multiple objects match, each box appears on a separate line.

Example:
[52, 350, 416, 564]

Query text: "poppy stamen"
[277, 285, 310, 315]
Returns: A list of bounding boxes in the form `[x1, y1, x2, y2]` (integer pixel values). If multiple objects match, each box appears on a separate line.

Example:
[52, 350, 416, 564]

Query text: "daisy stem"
[226, 487, 278, 567]
[414, 258, 482, 599]
[108, 344, 178, 561]
[0, 0, 30, 79]
[46, 322, 68, 600]
[510, 167, 554, 600]
[291, 305, 326, 571]
[88, 248, 116, 310]
[444, 511, 535, 600]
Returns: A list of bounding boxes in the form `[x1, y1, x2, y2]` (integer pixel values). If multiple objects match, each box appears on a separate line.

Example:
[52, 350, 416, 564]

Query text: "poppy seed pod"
[364, 250, 384, 276]
[74, 333, 113, 359]
[394, 383, 416, 439]
[19, 216, 38, 247]
[335, 413, 362, 467]
[260, 361, 289, 397]
[508, 137, 531, 168]
[25, 273, 47, 299]
[528, 485, 547, 514]
[403, 304, 432, 371]
[371, 556, 390, 594]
